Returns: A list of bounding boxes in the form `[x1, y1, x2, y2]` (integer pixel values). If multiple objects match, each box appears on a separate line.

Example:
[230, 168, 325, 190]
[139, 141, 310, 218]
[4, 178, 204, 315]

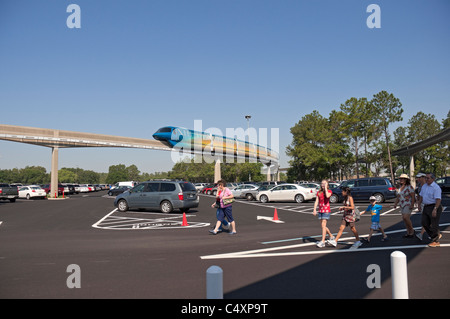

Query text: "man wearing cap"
[418, 173, 443, 247]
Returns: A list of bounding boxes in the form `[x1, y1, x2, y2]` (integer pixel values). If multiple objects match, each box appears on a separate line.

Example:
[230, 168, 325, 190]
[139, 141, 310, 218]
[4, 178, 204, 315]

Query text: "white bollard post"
[206, 266, 223, 299]
[390, 251, 409, 299]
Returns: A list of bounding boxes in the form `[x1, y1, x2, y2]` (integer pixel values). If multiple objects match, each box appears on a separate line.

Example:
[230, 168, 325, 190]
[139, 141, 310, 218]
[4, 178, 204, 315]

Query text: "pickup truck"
[0, 183, 19, 202]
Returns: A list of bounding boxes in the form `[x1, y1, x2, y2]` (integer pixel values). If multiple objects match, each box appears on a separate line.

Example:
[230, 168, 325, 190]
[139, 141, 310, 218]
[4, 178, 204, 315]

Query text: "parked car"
[114, 181, 199, 213]
[436, 176, 450, 193]
[61, 183, 75, 195]
[244, 184, 275, 201]
[108, 185, 131, 196]
[77, 184, 90, 193]
[194, 183, 207, 192]
[297, 184, 319, 198]
[299, 183, 320, 194]
[210, 183, 239, 195]
[201, 184, 216, 195]
[18, 185, 47, 199]
[0, 183, 19, 202]
[111, 181, 138, 190]
[231, 184, 259, 199]
[42, 184, 65, 195]
[330, 177, 396, 203]
[257, 183, 315, 203]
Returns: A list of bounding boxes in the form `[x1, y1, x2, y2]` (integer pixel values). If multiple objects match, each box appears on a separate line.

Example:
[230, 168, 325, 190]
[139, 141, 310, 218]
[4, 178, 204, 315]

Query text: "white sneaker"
[316, 241, 325, 248]
[327, 239, 337, 247]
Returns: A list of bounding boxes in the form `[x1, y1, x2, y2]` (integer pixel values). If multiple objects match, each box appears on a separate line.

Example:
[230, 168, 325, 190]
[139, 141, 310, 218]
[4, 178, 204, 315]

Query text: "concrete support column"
[410, 155, 415, 189]
[50, 147, 59, 198]
[266, 164, 271, 182]
[214, 159, 221, 183]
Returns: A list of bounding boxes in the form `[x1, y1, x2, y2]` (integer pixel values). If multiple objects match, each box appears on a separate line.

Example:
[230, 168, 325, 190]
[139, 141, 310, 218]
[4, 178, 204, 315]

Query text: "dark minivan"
[114, 181, 199, 213]
[436, 176, 450, 193]
[330, 177, 396, 203]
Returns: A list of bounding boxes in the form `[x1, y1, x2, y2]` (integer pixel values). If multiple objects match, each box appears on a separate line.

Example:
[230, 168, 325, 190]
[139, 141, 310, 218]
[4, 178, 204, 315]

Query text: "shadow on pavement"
[224, 212, 449, 299]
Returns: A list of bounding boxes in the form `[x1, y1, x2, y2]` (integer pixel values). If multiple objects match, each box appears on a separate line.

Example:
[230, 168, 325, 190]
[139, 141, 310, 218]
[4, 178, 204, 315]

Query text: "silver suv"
[114, 181, 199, 213]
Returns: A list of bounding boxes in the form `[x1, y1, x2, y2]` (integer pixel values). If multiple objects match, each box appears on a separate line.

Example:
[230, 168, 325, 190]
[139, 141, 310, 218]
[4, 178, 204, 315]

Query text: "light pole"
[244, 115, 252, 181]
[245, 115, 251, 131]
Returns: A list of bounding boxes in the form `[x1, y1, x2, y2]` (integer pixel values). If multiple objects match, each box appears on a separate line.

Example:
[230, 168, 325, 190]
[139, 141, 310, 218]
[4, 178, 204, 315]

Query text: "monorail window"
[157, 127, 172, 133]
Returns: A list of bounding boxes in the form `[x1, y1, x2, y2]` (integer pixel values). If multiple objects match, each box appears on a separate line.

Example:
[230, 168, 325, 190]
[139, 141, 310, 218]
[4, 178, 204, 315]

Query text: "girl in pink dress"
[313, 180, 335, 248]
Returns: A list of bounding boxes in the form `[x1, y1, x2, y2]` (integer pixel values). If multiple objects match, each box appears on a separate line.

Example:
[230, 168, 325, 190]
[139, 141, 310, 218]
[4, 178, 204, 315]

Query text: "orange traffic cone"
[182, 213, 189, 226]
[273, 208, 279, 221]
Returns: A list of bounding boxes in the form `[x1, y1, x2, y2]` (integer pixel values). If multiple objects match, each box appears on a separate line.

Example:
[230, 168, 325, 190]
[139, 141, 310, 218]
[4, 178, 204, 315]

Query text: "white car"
[18, 185, 47, 199]
[297, 184, 318, 197]
[257, 183, 315, 203]
[194, 183, 207, 192]
[78, 184, 90, 193]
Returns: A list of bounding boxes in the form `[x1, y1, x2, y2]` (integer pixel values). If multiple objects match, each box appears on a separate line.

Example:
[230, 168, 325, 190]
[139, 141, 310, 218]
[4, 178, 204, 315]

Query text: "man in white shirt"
[418, 173, 442, 247]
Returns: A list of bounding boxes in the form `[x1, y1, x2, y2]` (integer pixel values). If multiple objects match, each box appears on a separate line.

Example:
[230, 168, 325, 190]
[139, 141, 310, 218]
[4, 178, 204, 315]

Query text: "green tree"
[21, 166, 49, 184]
[106, 164, 128, 184]
[340, 97, 372, 178]
[393, 126, 410, 174]
[58, 168, 78, 183]
[407, 112, 447, 176]
[371, 91, 403, 183]
[287, 110, 333, 181]
[126, 165, 140, 181]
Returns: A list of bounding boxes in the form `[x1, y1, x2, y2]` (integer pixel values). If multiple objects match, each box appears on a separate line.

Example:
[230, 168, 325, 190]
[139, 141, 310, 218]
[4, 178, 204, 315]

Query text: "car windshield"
[341, 180, 355, 188]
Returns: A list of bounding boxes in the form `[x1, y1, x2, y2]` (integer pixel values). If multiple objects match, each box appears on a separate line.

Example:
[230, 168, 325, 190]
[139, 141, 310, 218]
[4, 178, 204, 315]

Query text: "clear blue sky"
[1, 0, 449, 174]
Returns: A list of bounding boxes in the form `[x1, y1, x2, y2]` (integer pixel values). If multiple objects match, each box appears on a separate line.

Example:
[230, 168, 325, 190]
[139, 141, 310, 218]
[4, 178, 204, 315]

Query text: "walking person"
[328, 187, 361, 248]
[415, 172, 427, 240]
[361, 196, 387, 243]
[209, 179, 237, 235]
[393, 174, 416, 238]
[417, 173, 443, 247]
[313, 180, 335, 248]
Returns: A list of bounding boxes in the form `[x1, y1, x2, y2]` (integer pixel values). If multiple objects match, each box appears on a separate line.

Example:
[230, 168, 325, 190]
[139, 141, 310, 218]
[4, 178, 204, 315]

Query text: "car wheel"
[117, 199, 129, 212]
[295, 194, 304, 203]
[207, 190, 212, 195]
[160, 200, 173, 213]
[373, 193, 385, 203]
[26, 194, 31, 200]
[329, 194, 339, 203]
[108, 191, 113, 196]
[260, 195, 269, 203]
[246, 193, 254, 201]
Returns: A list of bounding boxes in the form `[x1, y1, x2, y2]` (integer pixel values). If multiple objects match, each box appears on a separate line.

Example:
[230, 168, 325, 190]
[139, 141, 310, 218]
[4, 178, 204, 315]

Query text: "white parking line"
[92, 209, 210, 230]
[381, 208, 397, 215]
[201, 243, 450, 259]
[92, 208, 118, 228]
[200, 223, 450, 260]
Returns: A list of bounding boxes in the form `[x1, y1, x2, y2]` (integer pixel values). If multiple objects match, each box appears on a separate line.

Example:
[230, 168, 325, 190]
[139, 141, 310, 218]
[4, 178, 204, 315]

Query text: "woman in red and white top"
[313, 180, 335, 248]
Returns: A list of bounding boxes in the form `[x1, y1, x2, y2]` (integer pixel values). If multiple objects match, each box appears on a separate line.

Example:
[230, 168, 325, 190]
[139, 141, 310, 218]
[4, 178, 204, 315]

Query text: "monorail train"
[152, 126, 278, 163]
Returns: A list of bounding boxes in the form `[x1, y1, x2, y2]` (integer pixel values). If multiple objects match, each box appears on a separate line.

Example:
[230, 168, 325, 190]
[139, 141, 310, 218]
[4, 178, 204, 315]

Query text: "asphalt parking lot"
[0, 191, 449, 299]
